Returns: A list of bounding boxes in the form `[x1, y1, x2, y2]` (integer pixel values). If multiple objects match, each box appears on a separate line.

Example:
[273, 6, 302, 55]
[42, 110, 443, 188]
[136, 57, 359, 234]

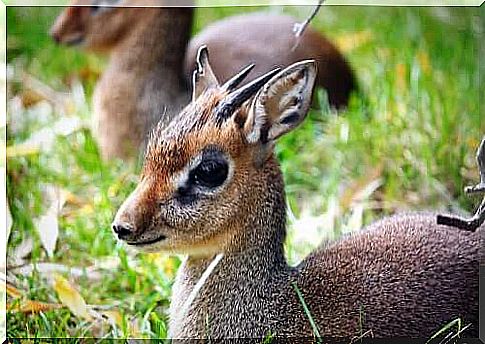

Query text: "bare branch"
[437, 136, 485, 232]
[437, 197, 485, 231]
[464, 137, 485, 194]
[292, 0, 326, 51]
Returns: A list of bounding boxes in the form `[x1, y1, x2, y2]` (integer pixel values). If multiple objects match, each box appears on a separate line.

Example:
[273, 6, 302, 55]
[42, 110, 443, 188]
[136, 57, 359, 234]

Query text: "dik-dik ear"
[243, 60, 317, 144]
[192, 45, 219, 101]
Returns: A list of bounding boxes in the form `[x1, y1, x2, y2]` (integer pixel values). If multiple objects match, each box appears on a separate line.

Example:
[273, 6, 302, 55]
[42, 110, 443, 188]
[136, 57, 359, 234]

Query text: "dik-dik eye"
[190, 158, 229, 188]
[90, 6, 112, 15]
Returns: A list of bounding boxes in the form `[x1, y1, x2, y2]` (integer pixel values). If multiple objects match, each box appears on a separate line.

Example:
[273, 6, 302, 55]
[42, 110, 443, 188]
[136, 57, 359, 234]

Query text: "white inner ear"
[266, 74, 310, 141]
[243, 61, 316, 145]
[245, 96, 267, 144]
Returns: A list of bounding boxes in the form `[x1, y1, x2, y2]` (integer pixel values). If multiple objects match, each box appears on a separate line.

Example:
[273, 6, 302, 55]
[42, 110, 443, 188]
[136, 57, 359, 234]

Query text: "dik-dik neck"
[171, 161, 291, 336]
[109, 7, 194, 90]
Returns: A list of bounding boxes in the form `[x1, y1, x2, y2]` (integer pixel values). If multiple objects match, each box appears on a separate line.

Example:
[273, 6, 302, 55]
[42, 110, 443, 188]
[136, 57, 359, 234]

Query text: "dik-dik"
[112, 49, 479, 339]
[50, 1, 356, 161]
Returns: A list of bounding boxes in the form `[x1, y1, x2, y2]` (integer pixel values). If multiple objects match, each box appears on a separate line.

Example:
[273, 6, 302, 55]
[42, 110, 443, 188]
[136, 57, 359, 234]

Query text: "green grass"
[5, 5, 484, 339]
[292, 282, 322, 343]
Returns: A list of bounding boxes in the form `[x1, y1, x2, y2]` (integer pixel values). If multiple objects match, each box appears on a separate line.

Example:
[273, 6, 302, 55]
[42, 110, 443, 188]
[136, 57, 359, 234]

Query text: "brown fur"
[112, 62, 479, 339]
[51, 4, 356, 161]
[51, 2, 192, 160]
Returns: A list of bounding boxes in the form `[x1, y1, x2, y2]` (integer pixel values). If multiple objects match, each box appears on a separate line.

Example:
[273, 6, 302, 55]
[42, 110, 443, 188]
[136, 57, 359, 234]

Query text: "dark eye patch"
[174, 148, 229, 205]
[175, 184, 197, 205]
[189, 150, 229, 188]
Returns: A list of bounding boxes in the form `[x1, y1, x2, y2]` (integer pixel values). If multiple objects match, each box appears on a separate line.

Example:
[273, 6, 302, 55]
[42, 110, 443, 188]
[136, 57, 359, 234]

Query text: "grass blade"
[292, 281, 322, 343]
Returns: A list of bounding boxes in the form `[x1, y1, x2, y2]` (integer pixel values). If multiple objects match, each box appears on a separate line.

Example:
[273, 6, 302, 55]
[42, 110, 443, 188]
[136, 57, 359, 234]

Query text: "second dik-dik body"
[50, 2, 356, 160]
[112, 48, 479, 338]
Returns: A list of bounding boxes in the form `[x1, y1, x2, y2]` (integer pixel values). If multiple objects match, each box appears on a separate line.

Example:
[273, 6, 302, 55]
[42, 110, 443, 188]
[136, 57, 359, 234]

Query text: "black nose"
[112, 222, 134, 238]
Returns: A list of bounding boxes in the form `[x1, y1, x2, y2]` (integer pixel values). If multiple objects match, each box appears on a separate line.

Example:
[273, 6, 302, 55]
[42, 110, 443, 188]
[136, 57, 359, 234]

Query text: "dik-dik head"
[49, 0, 162, 52]
[112, 47, 317, 255]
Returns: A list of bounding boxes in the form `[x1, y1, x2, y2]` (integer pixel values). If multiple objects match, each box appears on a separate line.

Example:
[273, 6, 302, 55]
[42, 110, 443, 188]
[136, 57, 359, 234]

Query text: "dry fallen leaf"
[5, 282, 22, 299]
[63, 190, 85, 207]
[53, 274, 92, 321]
[35, 209, 59, 258]
[5, 281, 64, 314]
[102, 310, 124, 329]
[20, 88, 45, 108]
[8, 300, 62, 314]
[34, 184, 67, 258]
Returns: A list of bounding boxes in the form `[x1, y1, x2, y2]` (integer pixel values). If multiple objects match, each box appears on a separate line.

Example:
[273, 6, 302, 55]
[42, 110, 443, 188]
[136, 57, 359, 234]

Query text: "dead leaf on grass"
[7, 300, 63, 314]
[33, 184, 69, 258]
[53, 274, 92, 321]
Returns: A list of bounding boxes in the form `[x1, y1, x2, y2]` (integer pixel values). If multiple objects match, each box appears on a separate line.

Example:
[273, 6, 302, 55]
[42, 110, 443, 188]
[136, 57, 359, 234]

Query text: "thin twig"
[437, 197, 485, 231]
[465, 137, 485, 194]
[292, 0, 326, 51]
[437, 136, 485, 232]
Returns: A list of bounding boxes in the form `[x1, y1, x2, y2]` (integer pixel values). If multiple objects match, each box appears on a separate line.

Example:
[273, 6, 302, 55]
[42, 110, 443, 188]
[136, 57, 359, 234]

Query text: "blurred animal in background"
[50, 0, 356, 161]
[112, 49, 479, 339]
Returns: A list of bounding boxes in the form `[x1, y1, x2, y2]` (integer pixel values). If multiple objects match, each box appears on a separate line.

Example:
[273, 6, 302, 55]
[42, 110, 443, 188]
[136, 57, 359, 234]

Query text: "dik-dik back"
[113, 49, 480, 339]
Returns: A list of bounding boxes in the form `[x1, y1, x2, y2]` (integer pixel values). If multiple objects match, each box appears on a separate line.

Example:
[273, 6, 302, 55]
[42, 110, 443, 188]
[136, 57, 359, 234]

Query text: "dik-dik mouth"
[126, 234, 167, 246]
[64, 35, 84, 46]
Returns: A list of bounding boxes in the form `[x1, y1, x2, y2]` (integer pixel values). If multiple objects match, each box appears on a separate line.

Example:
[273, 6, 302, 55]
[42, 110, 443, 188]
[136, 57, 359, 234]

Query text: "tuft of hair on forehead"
[145, 89, 230, 164]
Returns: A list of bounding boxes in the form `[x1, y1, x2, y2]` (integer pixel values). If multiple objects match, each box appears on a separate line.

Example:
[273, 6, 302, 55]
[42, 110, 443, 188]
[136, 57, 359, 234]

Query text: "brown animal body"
[112, 50, 479, 339]
[186, 12, 356, 109]
[50, 2, 356, 161]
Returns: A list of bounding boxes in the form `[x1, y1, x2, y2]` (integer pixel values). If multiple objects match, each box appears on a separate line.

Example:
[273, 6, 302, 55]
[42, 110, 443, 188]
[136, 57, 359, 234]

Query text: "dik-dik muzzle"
[50, 0, 145, 51]
[112, 46, 317, 255]
[50, 6, 89, 46]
